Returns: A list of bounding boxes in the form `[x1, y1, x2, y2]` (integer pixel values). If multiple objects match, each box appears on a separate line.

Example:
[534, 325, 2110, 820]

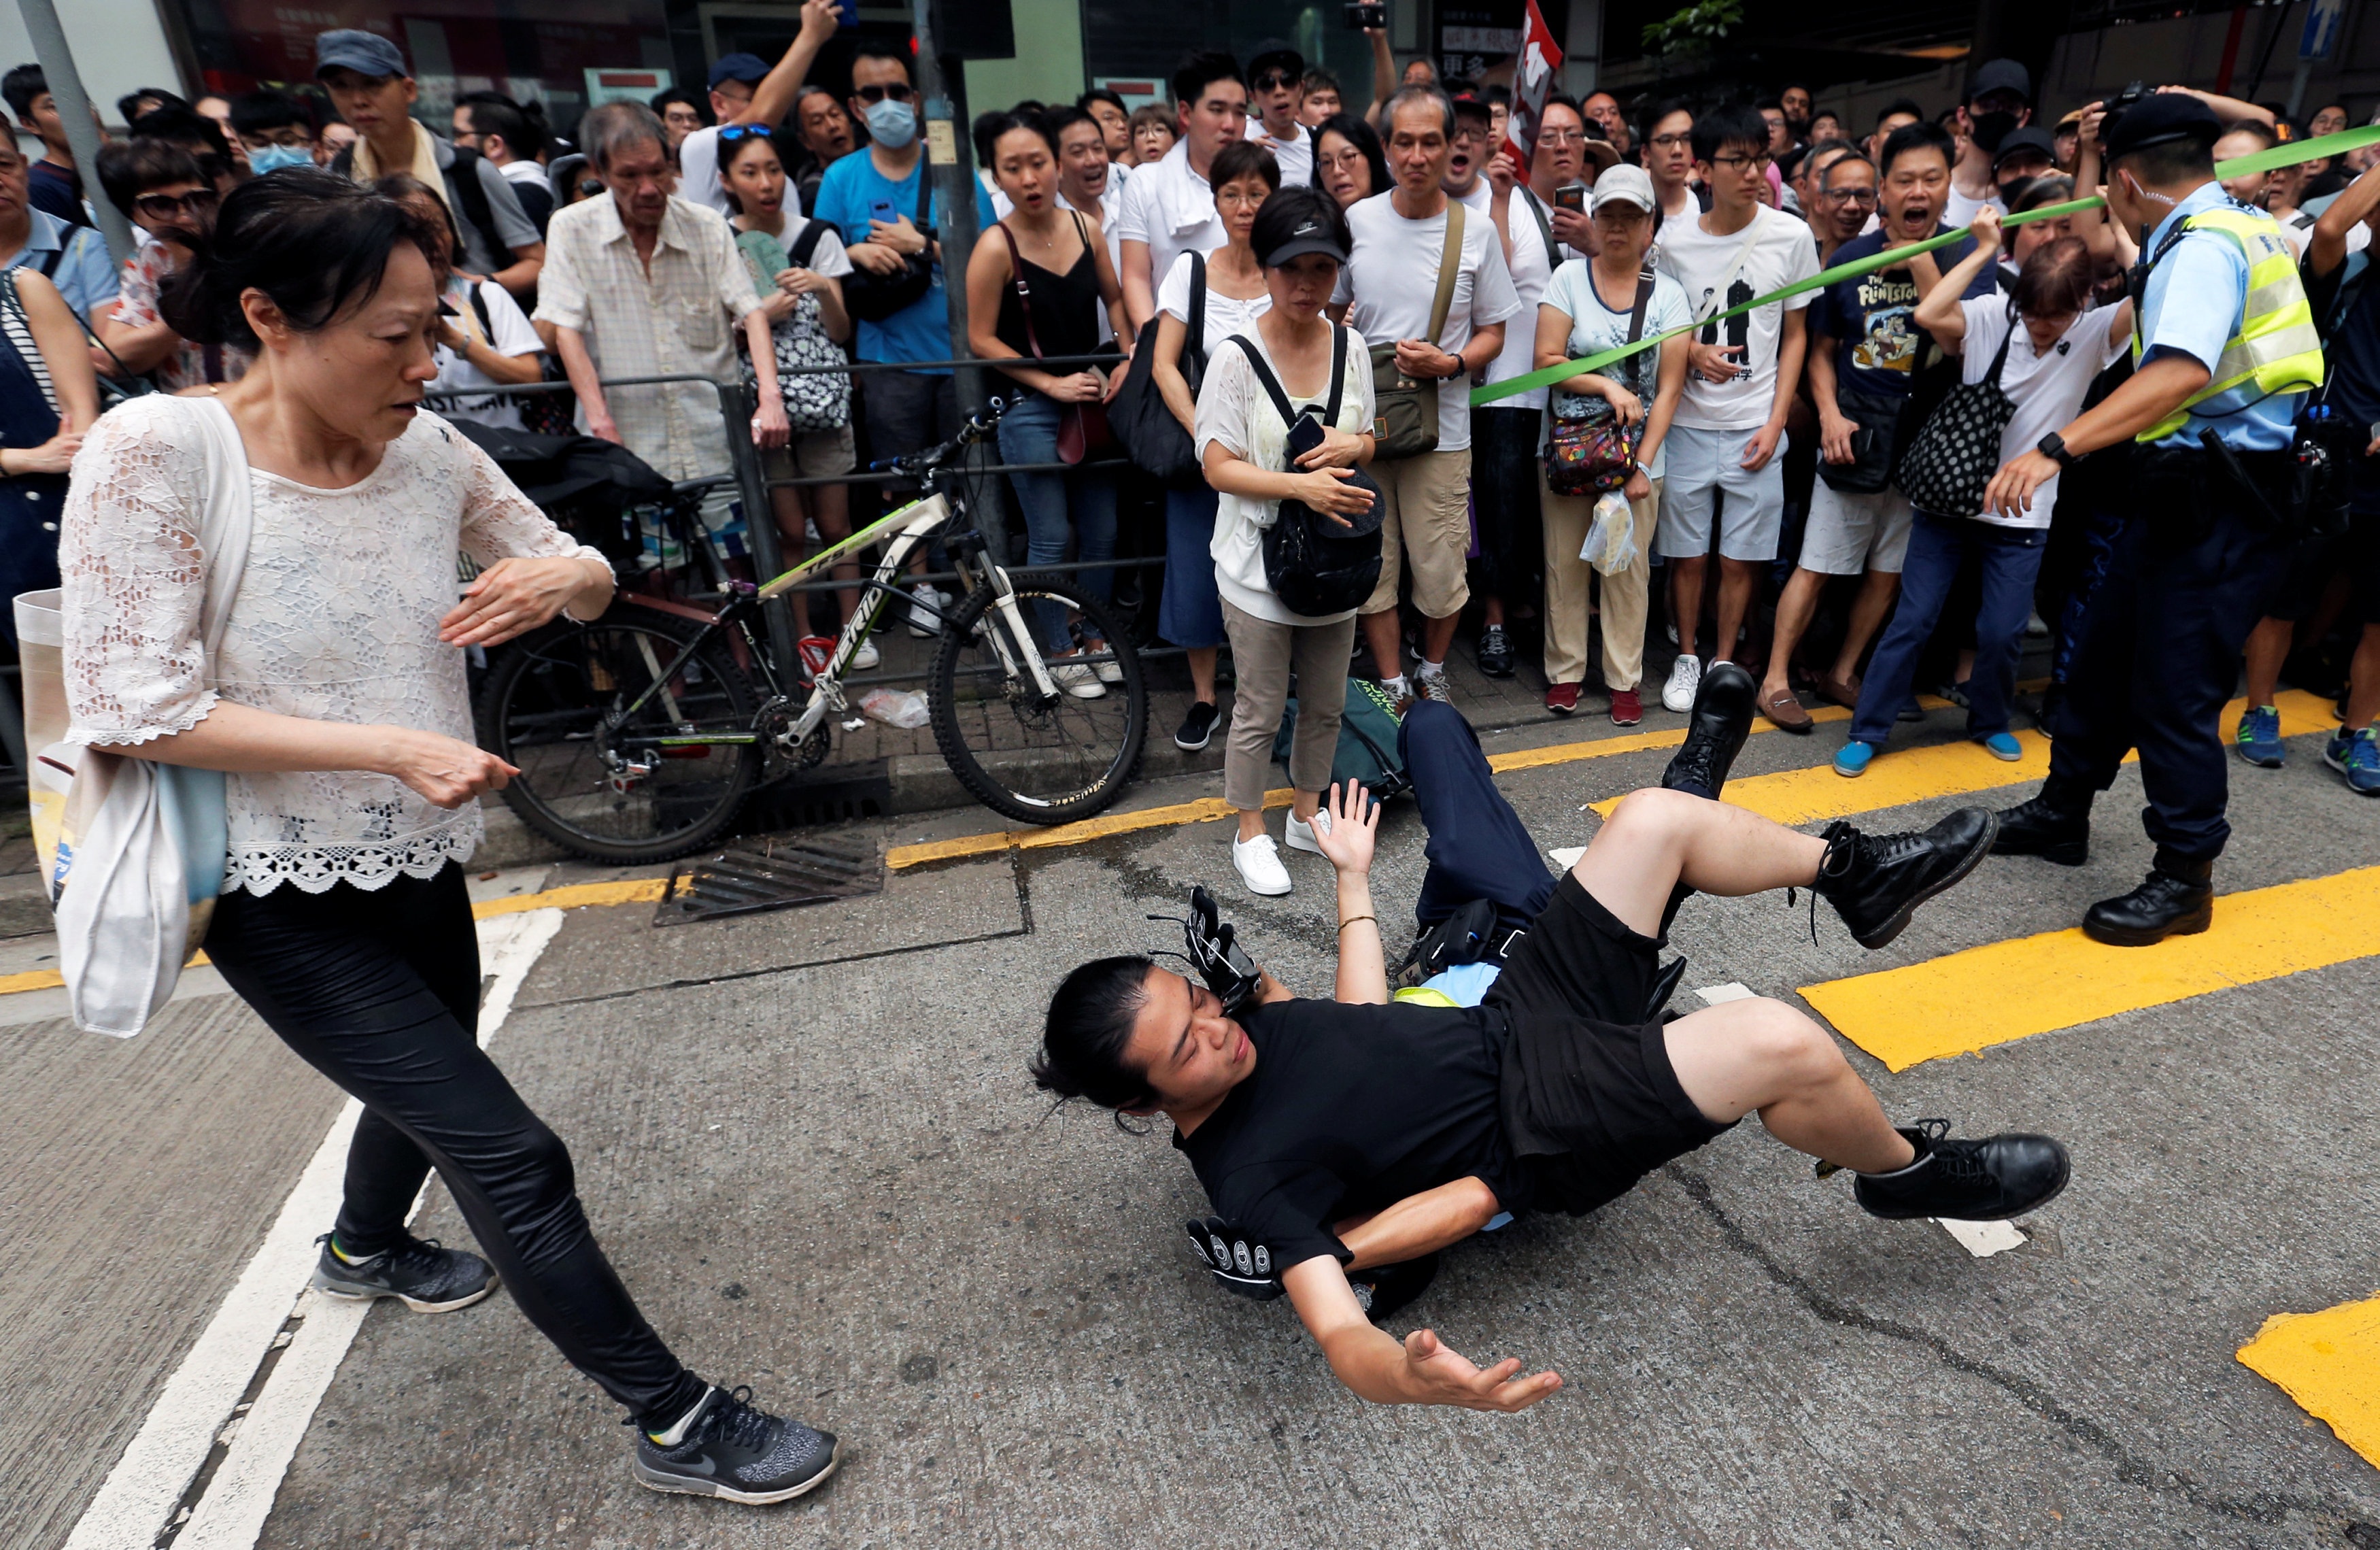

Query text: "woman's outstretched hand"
[1311, 779, 1379, 877]
[441, 556, 609, 647]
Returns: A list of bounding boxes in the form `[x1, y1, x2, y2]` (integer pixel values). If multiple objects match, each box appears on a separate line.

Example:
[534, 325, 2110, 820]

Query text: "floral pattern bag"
[737, 225, 852, 433]
[1544, 269, 1654, 497]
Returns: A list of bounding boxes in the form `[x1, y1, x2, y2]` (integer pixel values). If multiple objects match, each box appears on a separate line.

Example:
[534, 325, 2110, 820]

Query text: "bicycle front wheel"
[929, 574, 1147, 826]
[475, 615, 763, 864]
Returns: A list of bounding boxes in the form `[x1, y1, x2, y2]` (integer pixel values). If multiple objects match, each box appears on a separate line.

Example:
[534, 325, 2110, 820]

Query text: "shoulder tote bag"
[1368, 199, 1465, 461]
[1544, 269, 1654, 498]
[15, 396, 253, 1036]
[1109, 251, 1208, 487]
[996, 217, 1114, 465]
[840, 172, 936, 323]
[1231, 328, 1386, 618]
[1894, 305, 2018, 520]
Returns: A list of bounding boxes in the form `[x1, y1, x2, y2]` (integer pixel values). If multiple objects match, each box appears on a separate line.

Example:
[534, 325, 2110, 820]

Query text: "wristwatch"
[2037, 431, 2076, 468]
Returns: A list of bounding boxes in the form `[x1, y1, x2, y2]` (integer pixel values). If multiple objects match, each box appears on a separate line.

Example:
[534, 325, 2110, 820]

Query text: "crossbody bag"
[1545, 267, 1655, 497]
[1229, 327, 1385, 618]
[996, 214, 1113, 465]
[1369, 199, 1465, 460]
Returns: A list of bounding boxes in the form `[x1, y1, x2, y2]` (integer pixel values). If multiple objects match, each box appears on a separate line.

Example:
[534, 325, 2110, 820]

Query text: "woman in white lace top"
[58, 171, 841, 1502]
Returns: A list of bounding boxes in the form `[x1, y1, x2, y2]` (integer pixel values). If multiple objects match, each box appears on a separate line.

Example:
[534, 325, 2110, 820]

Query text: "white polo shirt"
[1115, 139, 1229, 304]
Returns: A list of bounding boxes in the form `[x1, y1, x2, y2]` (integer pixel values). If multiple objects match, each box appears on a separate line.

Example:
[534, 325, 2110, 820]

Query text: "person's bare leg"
[1669, 555, 1709, 658]
[2242, 616, 2293, 711]
[1663, 998, 1916, 1173]
[1363, 609, 1404, 681]
[2348, 622, 2380, 726]
[1571, 788, 1826, 935]
[1483, 596, 1506, 628]
[1714, 556, 1763, 664]
[1762, 567, 1826, 698]
[1829, 567, 1902, 685]
[809, 482, 862, 628]
[1417, 611, 1460, 670]
[1188, 645, 1219, 705]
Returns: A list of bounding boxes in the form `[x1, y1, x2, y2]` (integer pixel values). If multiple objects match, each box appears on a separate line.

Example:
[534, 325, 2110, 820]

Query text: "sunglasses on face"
[1252, 72, 1297, 92]
[854, 82, 913, 105]
[135, 188, 218, 222]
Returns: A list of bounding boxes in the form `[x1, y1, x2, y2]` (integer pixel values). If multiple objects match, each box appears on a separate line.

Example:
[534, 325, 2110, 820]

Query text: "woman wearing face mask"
[1151, 139, 1278, 751]
[719, 126, 868, 655]
[1310, 112, 1389, 211]
[376, 175, 544, 432]
[964, 112, 1134, 697]
[1195, 186, 1379, 897]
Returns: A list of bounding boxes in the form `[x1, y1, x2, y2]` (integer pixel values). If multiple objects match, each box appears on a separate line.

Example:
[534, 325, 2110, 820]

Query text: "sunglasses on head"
[854, 82, 913, 104]
[717, 123, 773, 144]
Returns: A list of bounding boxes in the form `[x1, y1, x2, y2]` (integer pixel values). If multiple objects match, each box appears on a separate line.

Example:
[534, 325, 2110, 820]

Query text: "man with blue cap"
[1980, 90, 2324, 945]
[675, 0, 843, 219]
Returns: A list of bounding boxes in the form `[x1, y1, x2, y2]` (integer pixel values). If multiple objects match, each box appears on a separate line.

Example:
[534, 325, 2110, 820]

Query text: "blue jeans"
[997, 391, 1118, 652]
[1851, 510, 2047, 745]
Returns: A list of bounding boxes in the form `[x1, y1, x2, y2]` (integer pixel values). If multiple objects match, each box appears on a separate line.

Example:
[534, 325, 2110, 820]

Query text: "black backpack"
[1227, 326, 1384, 618]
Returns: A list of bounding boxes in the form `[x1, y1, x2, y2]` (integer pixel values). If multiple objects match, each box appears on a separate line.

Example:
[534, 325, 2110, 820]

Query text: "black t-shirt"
[1171, 998, 1516, 1271]
[2306, 250, 2380, 428]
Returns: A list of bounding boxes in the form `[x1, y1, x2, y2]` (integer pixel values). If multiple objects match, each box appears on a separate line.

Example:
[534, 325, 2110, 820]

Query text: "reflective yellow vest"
[2133, 204, 2326, 443]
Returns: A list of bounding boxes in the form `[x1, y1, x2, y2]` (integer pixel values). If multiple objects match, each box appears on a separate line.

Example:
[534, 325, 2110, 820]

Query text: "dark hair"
[160, 167, 441, 350]
[1690, 103, 1768, 163]
[132, 105, 231, 160]
[1452, 95, 1494, 127]
[97, 138, 207, 217]
[1754, 95, 1784, 114]
[229, 89, 308, 137]
[983, 109, 1058, 164]
[1479, 84, 1512, 109]
[2004, 174, 2074, 249]
[1039, 104, 1097, 145]
[462, 91, 549, 160]
[2112, 135, 2215, 186]
[1078, 86, 1126, 117]
[1172, 51, 1246, 107]
[1640, 97, 1693, 146]
[1310, 112, 1389, 199]
[1033, 956, 1158, 1121]
[648, 85, 705, 123]
[717, 123, 784, 190]
[2219, 117, 2279, 151]
[1875, 97, 1924, 131]
[2012, 234, 2094, 319]
[1302, 67, 1341, 97]
[1253, 184, 1352, 267]
[3, 65, 47, 122]
[1207, 138, 1281, 193]
[1384, 83, 1455, 139]
[1878, 119, 1956, 177]
[1540, 92, 1585, 128]
[970, 109, 1008, 168]
[371, 171, 460, 268]
[1128, 103, 1175, 141]
[118, 86, 188, 123]
[851, 39, 915, 81]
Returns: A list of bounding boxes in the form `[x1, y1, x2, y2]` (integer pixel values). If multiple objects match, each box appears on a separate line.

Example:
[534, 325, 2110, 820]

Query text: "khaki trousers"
[1219, 599, 1358, 811]
[1540, 469, 1661, 690]
[1359, 448, 1474, 619]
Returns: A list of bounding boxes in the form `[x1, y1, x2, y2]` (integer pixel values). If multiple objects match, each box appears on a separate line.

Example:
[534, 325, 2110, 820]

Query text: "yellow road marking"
[1801, 864, 2380, 1072]
[470, 877, 670, 917]
[2238, 1296, 2380, 1468]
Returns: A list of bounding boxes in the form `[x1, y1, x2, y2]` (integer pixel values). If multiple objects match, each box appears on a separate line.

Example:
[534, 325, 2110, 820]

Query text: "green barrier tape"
[1472, 120, 2380, 407]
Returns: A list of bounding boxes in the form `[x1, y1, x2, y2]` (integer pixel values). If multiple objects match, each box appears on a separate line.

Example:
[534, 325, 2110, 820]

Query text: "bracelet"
[1338, 915, 1376, 933]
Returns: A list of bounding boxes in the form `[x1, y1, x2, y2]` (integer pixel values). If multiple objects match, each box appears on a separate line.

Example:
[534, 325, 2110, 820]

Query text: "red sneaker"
[1545, 682, 1580, 715]
[1610, 688, 1643, 726]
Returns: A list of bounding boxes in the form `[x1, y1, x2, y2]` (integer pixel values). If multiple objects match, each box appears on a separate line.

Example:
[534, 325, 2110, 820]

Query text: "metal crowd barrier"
[428, 357, 1181, 698]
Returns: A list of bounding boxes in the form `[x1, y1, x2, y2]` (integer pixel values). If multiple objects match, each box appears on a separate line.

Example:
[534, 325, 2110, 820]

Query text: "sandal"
[1760, 685, 1814, 732]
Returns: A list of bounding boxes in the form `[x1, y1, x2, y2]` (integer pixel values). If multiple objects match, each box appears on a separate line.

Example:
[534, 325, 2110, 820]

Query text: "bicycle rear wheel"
[929, 574, 1146, 826]
[475, 614, 763, 863]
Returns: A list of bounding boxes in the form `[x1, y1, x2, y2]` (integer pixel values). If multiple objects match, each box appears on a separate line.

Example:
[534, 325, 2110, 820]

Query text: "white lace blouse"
[61, 397, 608, 896]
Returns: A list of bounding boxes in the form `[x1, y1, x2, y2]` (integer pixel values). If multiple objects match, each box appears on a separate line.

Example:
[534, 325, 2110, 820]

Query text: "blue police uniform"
[2043, 183, 2311, 866]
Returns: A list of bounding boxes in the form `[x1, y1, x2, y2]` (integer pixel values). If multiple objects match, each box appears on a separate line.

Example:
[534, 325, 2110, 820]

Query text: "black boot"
[1810, 808, 1999, 949]
[2082, 852, 2214, 947]
[1663, 660, 1757, 800]
[1852, 1119, 2071, 1222]
[1992, 780, 2090, 866]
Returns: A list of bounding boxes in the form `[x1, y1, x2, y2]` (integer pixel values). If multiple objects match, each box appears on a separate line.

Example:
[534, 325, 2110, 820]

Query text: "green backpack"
[1271, 678, 1410, 798]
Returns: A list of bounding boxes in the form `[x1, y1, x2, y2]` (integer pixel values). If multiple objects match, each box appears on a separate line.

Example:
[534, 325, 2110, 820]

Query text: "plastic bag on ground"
[857, 688, 931, 729]
[1581, 490, 1639, 577]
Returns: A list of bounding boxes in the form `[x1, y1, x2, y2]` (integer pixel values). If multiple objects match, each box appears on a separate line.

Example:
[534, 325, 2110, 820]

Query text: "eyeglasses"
[1452, 125, 1491, 144]
[1822, 186, 1877, 205]
[717, 124, 773, 144]
[1252, 71, 1297, 92]
[1539, 129, 1587, 146]
[1711, 151, 1772, 171]
[854, 82, 913, 105]
[1649, 132, 1691, 150]
[133, 188, 218, 222]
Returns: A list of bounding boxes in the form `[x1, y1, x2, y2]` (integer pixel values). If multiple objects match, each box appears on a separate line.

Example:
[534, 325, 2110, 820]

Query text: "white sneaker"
[908, 585, 949, 639]
[849, 639, 881, 671]
[1085, 638, 1124, 684]
[1283, 807, 1330, 855]
[1232, 832, 1293, 896]
[1050, 660, 1107, 699]
[1661, 653, 1702, 714]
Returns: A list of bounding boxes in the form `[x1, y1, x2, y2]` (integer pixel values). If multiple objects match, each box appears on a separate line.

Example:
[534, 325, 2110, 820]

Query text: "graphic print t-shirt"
[1813, 227, 1994, 400]
[1654, 203, 1820, 431]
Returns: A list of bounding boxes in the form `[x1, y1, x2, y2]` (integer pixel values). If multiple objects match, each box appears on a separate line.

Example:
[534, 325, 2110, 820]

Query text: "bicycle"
[474, 401, 1148, 862]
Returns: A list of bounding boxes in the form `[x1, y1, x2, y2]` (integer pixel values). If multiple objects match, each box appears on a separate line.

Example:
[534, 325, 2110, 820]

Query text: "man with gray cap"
[315, 29, 544, 301]
[676, 0, 842, 219]
[1946, 58, 2030, 228]
[1984, 92, 2324, 945]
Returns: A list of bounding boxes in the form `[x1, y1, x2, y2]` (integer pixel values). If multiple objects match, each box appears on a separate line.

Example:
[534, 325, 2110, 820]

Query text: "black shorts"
[1484, 874, 1736, 1217]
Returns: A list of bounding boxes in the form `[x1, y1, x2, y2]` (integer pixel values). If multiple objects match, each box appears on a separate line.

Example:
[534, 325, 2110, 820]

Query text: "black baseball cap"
[2103, 92, 2221, 163]
[1259, 210, 1349, 267]
[708, 52, 770, 90]
[1991, 126, 2059, 171]
[1969, 58, 2031, 105]
[1247, 39, 1304, 81]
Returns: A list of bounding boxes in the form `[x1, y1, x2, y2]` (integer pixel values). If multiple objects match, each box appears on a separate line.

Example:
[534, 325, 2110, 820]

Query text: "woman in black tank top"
[965, 112, 1134, 692]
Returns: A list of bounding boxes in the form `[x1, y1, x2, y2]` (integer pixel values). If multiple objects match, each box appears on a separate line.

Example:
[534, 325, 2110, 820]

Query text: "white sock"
[1382, 674, 1410, 697]
[647, 1387, 715, 1445]
[1414, 659, 1446, 680]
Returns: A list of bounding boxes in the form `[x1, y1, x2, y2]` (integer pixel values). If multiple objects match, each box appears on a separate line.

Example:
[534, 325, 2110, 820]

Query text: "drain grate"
[653, 830, 886, 925]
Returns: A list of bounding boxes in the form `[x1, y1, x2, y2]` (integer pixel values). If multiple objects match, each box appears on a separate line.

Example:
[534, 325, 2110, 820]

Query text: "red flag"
[1500, 0, 1565, 169]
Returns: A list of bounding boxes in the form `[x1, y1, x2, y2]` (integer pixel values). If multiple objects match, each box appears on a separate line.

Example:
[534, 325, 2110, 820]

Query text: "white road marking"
[1548, 845, 1586, 869]
[64, 909, 564, 1550]
[1695, 982, 1758, 1005]
[1933, 1217, 2028, 1258]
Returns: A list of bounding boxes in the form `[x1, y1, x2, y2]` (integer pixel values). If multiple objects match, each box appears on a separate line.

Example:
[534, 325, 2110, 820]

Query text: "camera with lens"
[1343, 2, 1387, 29]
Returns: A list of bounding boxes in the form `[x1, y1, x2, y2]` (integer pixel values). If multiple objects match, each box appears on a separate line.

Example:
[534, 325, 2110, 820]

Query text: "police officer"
[1977, 93, 2323, 946]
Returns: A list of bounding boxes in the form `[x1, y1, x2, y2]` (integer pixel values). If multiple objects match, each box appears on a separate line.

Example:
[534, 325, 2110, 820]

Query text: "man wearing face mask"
[228, 90, 318, 178]
[1948, 58, 2031, 229]
[1982, 94, 2322, 945]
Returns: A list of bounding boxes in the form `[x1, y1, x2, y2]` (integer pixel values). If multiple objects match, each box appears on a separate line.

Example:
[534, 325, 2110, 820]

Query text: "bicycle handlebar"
[874, 397, 1010, 480]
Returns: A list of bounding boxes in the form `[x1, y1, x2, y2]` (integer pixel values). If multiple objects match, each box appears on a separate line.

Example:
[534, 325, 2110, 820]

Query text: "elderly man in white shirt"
[533, 101, 787, 482]
[1115, 52, 1249, 332]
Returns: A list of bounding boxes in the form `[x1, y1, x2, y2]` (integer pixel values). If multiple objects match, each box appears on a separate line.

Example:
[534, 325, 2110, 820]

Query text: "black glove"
[1149, 887, 1263, 1015]
[1185, 1217, 1285, 1300]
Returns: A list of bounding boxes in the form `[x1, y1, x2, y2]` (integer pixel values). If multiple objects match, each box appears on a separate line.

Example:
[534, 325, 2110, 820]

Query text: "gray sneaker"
[634, 1385, 841, 1505]
[1412, 670, 1455, 706]
[311, 1233, 497, 1313]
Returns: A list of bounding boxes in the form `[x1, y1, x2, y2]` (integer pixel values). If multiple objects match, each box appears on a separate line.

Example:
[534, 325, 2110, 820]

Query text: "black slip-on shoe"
[1991, 791, 2089, 866]
[311, 1234, 496, 1314]
[1351, 1253, 1440, 1324]
[2082, 858, 2214, 947]
[634, 1385, 840, 1505]
[1174, 699, 1221, 752]
[1661, 660, 1757, 800]
[1854, 1120, 2071, 1222]
[1811, 807, 1997, 950]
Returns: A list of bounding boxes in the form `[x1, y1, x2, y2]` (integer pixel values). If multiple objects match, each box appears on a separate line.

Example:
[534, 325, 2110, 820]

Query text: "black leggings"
[205, 864, 704, 1427]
